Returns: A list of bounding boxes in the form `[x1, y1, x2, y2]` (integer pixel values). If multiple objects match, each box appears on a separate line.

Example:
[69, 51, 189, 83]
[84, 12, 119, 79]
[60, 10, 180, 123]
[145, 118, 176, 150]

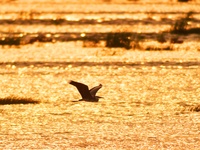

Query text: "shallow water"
[0, 0, 200, 149]
[0, 43, 200, 149]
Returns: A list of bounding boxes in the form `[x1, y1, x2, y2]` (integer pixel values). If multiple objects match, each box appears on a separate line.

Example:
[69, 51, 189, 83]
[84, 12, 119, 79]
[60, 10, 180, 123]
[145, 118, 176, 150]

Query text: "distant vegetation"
[106, 32, 132, 49]
[178, 102, 200, 113]
[0, 96, 40, 105]
[0, 7, 199, 50]
[170, 11, 200, 34]
[177, 0, 190, 2]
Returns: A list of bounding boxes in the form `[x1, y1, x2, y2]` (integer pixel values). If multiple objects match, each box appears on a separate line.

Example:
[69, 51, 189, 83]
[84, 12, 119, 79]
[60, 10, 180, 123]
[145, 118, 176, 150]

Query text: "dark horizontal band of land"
[0, 18, 199, 25]
[1, 32, 163, 39]
[0, 30, 200, 46]
[1, 61, 200, 68]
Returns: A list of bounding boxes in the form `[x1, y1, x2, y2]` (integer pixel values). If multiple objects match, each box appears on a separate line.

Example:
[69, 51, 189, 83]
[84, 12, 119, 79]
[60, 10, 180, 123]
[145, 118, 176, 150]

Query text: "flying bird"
[69, 80, 103, 102]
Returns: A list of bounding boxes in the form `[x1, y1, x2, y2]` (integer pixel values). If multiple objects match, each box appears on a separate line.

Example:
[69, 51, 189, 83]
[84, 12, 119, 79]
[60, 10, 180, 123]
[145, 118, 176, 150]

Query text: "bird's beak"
[96, 96, 104, 99]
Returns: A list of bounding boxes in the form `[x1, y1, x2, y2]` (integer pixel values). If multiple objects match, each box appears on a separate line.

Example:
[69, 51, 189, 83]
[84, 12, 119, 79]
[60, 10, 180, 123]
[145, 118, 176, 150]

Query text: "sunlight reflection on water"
[0, 44, 200, 149]
[0, 0, 200, 148]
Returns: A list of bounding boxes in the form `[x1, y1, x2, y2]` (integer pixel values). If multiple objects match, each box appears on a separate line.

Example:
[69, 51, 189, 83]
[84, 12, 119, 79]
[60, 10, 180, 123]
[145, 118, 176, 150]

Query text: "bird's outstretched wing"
[89, 84, 102, 97]
[69, 80, 93, 99]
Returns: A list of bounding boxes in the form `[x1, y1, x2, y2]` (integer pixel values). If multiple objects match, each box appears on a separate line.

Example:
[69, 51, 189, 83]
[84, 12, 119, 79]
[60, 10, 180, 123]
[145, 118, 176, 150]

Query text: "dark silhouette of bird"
[69, 80, 103, 102]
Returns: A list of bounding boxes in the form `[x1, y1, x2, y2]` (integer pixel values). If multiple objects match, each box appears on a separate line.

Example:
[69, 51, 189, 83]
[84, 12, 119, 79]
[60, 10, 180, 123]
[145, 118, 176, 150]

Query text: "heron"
[69, 80, 103, 102]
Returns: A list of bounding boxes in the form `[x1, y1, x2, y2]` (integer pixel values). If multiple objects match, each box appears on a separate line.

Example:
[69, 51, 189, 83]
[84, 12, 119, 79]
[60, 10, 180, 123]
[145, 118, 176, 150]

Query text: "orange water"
[0, 0, 200, 149]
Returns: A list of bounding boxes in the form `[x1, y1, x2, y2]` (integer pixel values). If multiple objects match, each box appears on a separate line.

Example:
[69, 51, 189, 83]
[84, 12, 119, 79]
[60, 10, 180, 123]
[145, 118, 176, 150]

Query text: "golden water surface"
[0, 0, 200, 149]
[0, 43, 200, 149]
